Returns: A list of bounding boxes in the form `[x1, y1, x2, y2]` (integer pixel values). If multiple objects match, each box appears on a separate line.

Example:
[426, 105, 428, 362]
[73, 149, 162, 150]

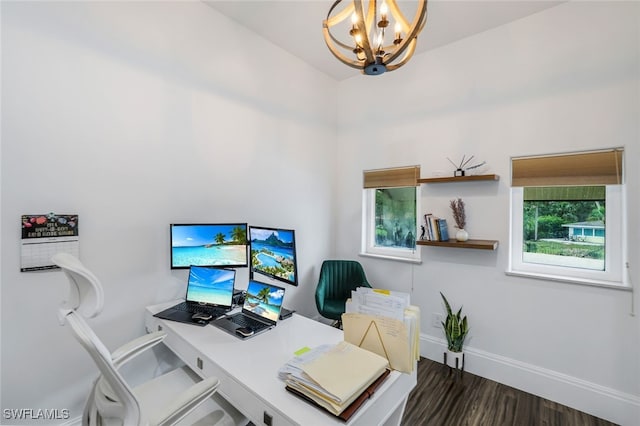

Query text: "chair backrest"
[317, 260, 371, 300]
[52, 253, 142, 425]
[53, 252, 104, 323]
[315, 260, 373, 321]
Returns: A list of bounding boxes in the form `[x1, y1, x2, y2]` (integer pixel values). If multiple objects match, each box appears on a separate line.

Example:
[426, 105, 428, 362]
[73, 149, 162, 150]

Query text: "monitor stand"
[279, 307, 295, 320]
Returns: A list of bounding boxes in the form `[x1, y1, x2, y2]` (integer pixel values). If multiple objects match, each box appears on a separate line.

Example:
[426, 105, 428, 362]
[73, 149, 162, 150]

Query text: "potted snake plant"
[440, 292, 469, 369]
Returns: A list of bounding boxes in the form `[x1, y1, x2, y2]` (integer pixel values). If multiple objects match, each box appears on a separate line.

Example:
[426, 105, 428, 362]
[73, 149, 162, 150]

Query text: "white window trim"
[360, 187, 422, 264]
[507, 185, 629, 290]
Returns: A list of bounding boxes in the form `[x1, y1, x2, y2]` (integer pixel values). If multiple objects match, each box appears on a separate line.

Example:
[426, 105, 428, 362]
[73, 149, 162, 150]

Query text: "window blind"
[523, 186, 605, 201]
[363, 165, 421, 189]
[511, 149, 623, 187]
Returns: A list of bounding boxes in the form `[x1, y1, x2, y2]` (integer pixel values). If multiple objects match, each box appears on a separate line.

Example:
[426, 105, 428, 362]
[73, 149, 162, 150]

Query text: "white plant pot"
[455, 229, 469, 242]
[445, 350, 465, 370]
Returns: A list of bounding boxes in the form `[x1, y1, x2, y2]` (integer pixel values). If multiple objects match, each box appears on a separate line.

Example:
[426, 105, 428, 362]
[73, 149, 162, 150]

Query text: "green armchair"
[315, 260, 372, 322]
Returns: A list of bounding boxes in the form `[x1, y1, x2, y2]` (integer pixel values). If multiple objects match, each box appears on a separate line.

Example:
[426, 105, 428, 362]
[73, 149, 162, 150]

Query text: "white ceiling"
[204, 1, 564, 81]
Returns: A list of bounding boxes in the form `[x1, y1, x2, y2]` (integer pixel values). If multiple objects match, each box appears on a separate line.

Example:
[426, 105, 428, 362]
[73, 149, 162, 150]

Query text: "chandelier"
[322, 0, 428, 76]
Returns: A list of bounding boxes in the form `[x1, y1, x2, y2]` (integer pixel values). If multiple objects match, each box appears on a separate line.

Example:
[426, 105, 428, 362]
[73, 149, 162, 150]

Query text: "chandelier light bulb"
[376, 31, 384, 54]
[394, 21, 402, 44]
[350, 12, 358, 36]
[378, 0, 389, 28]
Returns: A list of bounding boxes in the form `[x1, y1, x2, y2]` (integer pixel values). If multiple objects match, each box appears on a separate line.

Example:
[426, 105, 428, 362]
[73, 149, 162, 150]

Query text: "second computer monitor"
[249, 225, 298, 286]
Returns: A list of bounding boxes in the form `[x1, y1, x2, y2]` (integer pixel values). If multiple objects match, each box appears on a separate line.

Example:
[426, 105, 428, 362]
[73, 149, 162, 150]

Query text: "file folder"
[342, 312, 416, 373]
[286, 368, 390, 421]
[300, 341, 389, 406]
[282, 341, 389, 417]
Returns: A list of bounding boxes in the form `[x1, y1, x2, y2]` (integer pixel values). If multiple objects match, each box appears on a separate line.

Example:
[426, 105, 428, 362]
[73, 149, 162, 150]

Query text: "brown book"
[285, 368, 391, 421]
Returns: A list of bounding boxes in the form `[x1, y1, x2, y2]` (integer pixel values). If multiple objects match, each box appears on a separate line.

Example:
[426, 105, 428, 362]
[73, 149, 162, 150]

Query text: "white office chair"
[52, 253, 243, 426]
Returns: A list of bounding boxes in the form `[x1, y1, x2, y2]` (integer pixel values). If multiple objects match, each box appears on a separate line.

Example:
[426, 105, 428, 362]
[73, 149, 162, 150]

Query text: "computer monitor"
[249, 225, 298, 286]
[170, 223, 248, 269]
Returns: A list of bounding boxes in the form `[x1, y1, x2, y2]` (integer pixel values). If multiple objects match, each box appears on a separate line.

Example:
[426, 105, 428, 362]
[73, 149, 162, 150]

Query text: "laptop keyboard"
[230, 314, 265, 330]
[175, 302, 226, 318]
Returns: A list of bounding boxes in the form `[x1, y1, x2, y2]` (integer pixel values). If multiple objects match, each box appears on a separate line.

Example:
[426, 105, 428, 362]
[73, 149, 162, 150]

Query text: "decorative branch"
[465, 160, 486, 171]
[460, 155, 474, 169]
[447, 157, 459, 169]
[447, 155, 487, 174]
[450, 198, 466, 229]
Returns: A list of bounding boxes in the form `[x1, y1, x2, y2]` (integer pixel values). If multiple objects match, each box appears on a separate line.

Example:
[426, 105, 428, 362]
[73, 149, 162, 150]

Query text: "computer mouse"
[192, 312, 213, 321]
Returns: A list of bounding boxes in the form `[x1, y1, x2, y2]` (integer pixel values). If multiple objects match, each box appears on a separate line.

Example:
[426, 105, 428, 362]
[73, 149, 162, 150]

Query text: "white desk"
[145, 303, 416, 426]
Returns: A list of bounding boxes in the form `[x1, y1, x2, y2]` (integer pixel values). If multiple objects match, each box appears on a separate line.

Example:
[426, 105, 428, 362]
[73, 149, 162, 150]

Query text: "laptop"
[212, 280, 285, 339]
[154, 266, 235, 326]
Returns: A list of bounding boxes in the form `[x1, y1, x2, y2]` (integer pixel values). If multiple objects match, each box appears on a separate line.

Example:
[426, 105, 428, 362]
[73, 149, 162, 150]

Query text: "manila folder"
[301, 341, 389, 405]
[342, 313, 413, 373]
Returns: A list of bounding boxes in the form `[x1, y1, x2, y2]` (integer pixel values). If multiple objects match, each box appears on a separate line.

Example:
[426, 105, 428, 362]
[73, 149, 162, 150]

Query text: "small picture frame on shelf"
[454, 169, 465, 177]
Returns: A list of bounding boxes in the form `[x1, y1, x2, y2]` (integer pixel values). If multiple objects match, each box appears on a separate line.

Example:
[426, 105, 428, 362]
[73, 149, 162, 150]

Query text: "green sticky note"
[294, 346, 311, 356]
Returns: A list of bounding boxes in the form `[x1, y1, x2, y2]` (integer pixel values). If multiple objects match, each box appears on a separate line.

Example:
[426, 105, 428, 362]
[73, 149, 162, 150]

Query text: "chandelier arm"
[364, 0, 376, 34]
[325, 24, 362, 51]
[323, 0, 362, 61]
[382, 1, 427, 65]
[415, 0, 429, 32]
[387, 0, 410, 32]
[385, 38, 418, 71]
[322, 28, 368, 70]
[325, 0, 354, 28]
[354, 0, 375, 64]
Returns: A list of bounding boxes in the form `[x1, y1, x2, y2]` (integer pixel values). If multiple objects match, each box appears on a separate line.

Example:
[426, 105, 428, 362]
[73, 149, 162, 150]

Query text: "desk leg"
[381, 396, 409, 426]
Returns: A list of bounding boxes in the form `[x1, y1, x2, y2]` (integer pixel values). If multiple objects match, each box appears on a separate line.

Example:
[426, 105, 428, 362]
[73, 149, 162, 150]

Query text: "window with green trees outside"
[522, 186, 605, 271]
[374, 187, 417, 249]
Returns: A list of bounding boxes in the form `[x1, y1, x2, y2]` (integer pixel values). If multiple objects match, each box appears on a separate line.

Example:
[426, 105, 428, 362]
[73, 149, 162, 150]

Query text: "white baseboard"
[421, 334, 640, 426]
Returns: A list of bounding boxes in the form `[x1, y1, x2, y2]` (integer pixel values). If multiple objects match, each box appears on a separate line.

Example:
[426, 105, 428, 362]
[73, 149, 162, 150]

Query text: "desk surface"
[146, 302, 416, 426]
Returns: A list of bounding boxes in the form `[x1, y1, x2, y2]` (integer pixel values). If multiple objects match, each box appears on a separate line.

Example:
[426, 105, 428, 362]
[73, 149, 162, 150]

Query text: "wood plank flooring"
[401, 357, 617, 426]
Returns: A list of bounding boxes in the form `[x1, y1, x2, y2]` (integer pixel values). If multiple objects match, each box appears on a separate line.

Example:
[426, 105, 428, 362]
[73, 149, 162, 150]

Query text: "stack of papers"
[343, 288, 420, 373]
[279, 341, 389, 417]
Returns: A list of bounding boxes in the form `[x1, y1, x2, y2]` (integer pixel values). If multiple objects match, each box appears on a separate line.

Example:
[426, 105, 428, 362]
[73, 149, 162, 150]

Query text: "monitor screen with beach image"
[186, 266, 235, 306]
[249, 226, 298, 286]
[243, 280, 285, 322]
[171, 223, 248, 269]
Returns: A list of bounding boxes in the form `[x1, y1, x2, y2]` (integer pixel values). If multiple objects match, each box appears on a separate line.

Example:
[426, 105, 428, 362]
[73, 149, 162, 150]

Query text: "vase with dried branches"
[450, 198, 469, 241]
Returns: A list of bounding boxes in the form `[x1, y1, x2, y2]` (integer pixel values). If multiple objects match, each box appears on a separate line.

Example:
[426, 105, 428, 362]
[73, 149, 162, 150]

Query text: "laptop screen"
[243, 280, 285, 322]
[186, 266, 235, 307]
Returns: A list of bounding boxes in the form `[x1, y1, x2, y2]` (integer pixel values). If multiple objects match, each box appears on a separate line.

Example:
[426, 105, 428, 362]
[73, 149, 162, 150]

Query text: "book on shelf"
[423, 214, 451, 242]
[429, 216, 441, 241]
[423, 213, 434, 241]
[437, 218, 450, 241]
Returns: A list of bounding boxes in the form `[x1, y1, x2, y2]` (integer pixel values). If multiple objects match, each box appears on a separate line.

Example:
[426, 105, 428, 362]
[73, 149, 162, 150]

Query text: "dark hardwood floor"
[401, 357, 617, 426]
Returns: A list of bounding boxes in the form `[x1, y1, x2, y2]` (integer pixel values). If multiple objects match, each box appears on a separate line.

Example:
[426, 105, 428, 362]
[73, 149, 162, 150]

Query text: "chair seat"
[97, 366, 246, 426]
[315, 260, 372, 322]
[321, 299, 348, 320]
[135, 367, 246, 426]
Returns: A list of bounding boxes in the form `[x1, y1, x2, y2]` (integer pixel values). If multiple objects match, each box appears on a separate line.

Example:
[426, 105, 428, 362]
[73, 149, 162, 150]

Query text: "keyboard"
[230, 314, 266, 330]
[175, 302, 226, 318]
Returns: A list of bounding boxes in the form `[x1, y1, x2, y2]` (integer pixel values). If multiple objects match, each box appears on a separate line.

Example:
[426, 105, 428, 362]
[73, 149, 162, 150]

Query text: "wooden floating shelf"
[417, 174, 500, 184]
[416, 239, 499, 250]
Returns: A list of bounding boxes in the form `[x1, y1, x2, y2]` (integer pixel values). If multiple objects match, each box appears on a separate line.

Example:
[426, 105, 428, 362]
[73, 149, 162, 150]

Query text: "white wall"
[1, 2, 336, 422]
[2, 1, 639, 425]
[334, 2, 639, 425]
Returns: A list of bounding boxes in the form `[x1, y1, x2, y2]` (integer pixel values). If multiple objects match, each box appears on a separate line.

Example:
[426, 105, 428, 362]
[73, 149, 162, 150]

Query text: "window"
[361, 166, 421, 263]
[508, 149, 628, 288]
